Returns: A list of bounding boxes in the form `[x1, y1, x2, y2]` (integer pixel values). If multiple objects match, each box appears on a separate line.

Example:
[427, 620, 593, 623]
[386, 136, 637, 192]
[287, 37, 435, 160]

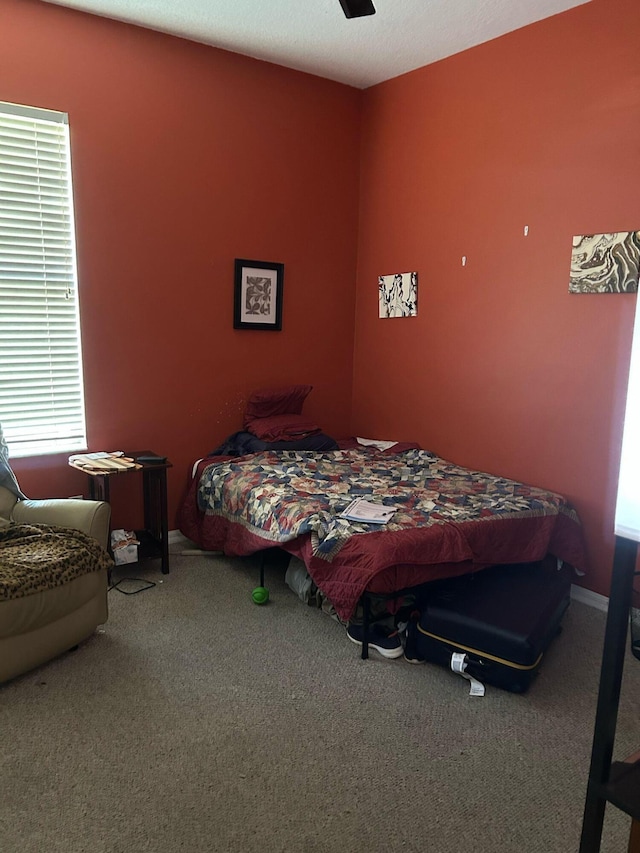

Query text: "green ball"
[252, 586, 269, 605]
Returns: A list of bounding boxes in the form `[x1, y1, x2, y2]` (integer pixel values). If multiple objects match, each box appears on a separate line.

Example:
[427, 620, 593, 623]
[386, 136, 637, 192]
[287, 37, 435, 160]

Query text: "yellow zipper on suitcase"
[416, 624, 544, 671]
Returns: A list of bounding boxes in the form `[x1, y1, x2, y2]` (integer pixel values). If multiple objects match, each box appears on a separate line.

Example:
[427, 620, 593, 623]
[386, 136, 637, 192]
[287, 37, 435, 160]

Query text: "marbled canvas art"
[569, 232, 640, 294]
[379, 271, 418, 318]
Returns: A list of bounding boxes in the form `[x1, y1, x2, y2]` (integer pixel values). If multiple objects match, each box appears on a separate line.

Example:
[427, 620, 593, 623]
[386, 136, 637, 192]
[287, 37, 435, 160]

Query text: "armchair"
[0, 481, 112, 685]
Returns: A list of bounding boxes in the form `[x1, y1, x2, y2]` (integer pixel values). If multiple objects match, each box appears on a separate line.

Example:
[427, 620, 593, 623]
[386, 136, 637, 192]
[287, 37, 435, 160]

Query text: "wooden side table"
[70, 451, 172, 574]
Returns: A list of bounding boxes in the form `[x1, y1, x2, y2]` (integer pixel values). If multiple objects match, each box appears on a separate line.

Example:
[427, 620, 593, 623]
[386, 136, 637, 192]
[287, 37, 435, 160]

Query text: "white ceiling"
[40, 0, 591, 89]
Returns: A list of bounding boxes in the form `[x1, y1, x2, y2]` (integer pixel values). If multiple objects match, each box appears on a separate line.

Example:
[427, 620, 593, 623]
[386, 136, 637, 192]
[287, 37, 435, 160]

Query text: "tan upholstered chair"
[0, 484, 111, 684]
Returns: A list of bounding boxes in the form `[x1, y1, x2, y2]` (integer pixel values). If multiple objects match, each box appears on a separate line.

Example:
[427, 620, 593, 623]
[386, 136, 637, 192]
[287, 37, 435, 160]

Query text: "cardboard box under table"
[413, 560, 572, 693]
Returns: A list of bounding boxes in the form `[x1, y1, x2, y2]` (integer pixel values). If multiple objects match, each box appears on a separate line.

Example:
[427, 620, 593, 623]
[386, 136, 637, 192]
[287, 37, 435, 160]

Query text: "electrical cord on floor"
[108, 577, 156, 595]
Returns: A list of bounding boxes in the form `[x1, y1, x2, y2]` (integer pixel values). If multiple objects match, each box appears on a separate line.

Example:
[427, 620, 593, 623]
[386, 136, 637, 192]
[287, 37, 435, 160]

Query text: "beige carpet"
[1, 552, 638, 853]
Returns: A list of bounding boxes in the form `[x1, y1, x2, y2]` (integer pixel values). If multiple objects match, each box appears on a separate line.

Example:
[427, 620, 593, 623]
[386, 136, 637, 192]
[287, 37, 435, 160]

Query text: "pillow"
[246, 414, 321, 442]
[243, 384, 313, 427]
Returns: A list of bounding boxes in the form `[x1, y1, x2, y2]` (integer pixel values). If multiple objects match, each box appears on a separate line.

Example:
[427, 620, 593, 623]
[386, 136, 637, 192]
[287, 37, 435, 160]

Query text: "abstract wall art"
[234, 258, 284, 330]
[569, 232, 640, 294]
[378, 271, 418, 318]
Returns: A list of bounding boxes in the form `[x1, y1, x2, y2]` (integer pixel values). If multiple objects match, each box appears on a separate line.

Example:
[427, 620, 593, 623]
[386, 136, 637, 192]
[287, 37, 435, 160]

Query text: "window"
[0, 101, 86, 457]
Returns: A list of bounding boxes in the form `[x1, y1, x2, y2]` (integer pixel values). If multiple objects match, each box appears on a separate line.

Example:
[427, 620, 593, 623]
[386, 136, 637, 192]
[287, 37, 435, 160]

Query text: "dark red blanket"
[178, 446, 586, 621]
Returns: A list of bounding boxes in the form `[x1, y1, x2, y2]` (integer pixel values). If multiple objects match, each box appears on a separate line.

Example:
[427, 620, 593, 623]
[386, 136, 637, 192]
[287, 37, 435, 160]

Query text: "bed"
[178, 438, 587, 641]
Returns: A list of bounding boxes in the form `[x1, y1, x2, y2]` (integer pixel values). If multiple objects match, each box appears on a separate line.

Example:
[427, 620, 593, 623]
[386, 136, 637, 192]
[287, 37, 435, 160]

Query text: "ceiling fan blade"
[338, 0, 376, 19]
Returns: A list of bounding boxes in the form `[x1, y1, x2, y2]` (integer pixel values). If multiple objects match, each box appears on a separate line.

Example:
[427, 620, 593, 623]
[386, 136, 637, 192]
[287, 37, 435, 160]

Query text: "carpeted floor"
[1, 551, 639, 853]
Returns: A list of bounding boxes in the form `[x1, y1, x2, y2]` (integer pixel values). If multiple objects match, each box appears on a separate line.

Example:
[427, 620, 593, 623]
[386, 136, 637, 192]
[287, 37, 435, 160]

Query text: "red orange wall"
[2, 0, 360, 527]
[354, 0, 640, 597]
[3, 0, 639, 599]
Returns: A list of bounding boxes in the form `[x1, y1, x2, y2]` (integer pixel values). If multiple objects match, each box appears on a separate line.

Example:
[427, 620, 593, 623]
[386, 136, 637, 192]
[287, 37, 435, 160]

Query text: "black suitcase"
[413, 559, 572, 693]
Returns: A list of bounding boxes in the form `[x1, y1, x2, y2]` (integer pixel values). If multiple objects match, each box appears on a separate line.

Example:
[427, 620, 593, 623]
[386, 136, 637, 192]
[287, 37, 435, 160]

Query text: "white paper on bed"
[340, 498, 397, 524]
[356, 437, 398, 451]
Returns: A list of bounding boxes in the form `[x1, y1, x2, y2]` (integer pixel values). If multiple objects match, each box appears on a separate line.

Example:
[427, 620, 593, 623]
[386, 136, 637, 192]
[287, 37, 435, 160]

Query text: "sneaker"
[403, 611, 426, 664]
[346, 623, 404, 659]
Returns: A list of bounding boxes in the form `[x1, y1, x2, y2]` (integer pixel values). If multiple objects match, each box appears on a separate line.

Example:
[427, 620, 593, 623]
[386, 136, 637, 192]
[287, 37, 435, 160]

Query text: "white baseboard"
[571, 583, 609, 613]
[168, 529, 195, 548]
[167, 529, 225, 556]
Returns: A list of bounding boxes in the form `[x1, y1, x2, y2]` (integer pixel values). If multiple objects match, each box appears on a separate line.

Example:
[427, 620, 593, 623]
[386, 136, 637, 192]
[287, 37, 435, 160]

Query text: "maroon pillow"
[243, 384, 313, 427]
[246, 414, 321, 442]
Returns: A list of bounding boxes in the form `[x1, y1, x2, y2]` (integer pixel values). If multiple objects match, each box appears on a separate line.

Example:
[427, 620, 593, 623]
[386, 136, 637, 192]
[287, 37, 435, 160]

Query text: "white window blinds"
[0, 101, 86, 457]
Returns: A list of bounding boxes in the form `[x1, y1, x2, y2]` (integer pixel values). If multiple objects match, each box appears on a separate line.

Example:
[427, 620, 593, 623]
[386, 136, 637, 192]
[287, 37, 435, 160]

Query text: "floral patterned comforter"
[197, 448, 583, 567]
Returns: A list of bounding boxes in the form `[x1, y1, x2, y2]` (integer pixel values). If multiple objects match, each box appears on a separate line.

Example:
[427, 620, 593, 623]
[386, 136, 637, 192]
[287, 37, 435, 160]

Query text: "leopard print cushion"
[0, 523, 113, 601]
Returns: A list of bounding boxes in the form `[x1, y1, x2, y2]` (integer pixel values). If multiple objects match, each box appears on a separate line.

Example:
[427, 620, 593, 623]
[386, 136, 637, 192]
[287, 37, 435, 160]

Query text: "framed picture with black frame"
[233, 258, 284, 331]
